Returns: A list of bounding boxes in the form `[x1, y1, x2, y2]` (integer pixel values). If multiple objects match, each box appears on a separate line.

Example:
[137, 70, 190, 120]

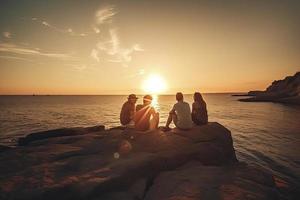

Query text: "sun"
[142, 74, 167, 94]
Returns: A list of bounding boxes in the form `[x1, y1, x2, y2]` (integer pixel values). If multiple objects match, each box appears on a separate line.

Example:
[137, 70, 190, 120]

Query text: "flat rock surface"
[0, 122, 278, 200]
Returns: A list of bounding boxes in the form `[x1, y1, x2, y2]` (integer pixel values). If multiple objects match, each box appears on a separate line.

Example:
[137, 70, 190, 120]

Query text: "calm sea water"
[0, 94, 299, 197]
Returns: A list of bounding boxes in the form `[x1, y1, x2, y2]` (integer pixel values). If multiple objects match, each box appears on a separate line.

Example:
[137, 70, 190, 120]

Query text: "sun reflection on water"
[151, 94, 160, 111]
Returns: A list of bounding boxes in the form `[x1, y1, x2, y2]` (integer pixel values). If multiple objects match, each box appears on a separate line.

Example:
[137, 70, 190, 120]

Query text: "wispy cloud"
[3, 32, 12, 38]
[90, 49, 100, 62]
[95, 5, 117, 24]
[64, 63, 98, 72]
[92, 26, 100, 34]
[66, 64, 87, 71]
[126, 68, 146, 78]
[9, 5, 143, 67]
[0, 55, 39, 64]
[30, 18, 87, 37]
[91, 28, 144, 65]
[0, 42, 72, 59]
[23, 6, 116, 38]
[74, 64, 87, 71]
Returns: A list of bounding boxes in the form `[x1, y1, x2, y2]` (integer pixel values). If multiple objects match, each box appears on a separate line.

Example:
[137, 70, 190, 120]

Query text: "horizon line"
[0, 92, 249, 96]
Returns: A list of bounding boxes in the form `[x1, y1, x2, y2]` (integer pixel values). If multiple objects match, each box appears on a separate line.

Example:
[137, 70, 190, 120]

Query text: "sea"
[0, 94, 299, 198]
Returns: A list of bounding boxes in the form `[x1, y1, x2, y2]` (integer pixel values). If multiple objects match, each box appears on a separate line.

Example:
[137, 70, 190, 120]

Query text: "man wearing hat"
[134, 95, 159, 131]
[120, 94, 138, 126]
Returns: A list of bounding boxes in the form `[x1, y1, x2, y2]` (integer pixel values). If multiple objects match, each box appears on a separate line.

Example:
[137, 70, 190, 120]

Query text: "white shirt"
[173, 101, 193, 129]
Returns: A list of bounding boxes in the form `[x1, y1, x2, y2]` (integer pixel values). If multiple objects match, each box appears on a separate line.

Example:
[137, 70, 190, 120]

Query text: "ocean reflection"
[151, 94, 160, 111]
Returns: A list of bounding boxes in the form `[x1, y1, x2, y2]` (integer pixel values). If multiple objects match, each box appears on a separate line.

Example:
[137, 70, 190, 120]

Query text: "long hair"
[194, 92, 204, 103]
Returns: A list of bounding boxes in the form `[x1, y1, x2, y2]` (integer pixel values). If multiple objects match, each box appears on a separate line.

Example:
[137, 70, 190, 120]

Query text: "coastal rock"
[239, 72, 300, 104]
[144, 161, 278, 200]
[0, 123, 278, 200]
[248, 90, 265, 96]
[0, 145, 11, 153]
[18, 125, 105, 146]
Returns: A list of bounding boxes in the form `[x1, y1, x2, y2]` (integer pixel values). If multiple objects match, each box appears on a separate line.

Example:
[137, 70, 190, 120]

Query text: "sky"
[0, 0, 299, 95]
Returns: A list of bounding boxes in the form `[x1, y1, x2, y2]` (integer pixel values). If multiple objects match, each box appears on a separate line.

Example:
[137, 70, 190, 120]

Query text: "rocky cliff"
[0, 123, 279, 200]
[239, 72, 300, 104]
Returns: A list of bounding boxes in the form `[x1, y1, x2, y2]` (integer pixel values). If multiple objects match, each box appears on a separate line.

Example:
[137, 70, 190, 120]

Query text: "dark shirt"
[134, 104, 156, 131]
[120, 101, 135, 125]
[192, 101, 208, 125]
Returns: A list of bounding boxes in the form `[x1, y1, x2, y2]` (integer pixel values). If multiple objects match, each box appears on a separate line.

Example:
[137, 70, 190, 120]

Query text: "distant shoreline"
[238, 72, 300, 105]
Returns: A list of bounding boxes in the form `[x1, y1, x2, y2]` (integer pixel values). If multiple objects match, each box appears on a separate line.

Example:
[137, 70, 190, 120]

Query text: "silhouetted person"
[165, 92, 193, 130]
[120, 94, 138, 126]
[192, 92, 208, 125]
[134, 95, 159, 131]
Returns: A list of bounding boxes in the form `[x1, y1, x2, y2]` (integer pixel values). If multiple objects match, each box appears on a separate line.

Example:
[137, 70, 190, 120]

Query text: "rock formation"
[0, 123, 279, 200]
[239, 72, 300, 104]
[0, 145, 10, 153]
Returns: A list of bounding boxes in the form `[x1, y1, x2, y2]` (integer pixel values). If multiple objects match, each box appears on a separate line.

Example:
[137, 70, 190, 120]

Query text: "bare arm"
[192, 102, 195, 113]
[169, 104, 176, 114]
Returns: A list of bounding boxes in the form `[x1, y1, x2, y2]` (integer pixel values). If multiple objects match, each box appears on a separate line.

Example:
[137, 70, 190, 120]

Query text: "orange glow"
[0, 1, 299, 94]
[142, 74, 167, 94]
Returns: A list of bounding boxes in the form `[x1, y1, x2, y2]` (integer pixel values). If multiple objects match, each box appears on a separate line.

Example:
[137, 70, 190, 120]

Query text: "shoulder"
[136, 104, 143, 111]
[183, 101, 190, 106]
[122, 101, 134, 110]
[121, 101, 128, 108]
[173, 102, 179, 108]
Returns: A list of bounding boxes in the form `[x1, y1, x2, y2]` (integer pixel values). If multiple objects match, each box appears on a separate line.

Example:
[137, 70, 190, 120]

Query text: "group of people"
[120, 92, 208, 131]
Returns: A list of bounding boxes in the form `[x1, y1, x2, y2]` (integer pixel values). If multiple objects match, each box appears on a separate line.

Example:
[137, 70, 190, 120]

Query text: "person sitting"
[165, 92, 193, 130]
[134, 95, 159, 131]
[192, 92, 208, 125]
[120, 94, 138, 127]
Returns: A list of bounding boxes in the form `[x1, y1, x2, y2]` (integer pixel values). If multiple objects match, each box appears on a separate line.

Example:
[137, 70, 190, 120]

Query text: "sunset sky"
[0, 0, 299, 95]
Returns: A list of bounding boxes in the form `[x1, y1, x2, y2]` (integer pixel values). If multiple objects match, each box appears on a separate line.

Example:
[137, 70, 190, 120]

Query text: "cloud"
[107, 29, 120, 55]
[92, 6, 144, 65]
[91, 49, 100, 62]
[14, 5, 143, 66]
[3, 32, 12, 38]
[74, 64, 87, 71]
[64, 63, 89, 72]
[0, 55, 37, 63]
[30, 18, 87, 37]
[91, 28, 144, 65]
[133, 44, 144, 51]
[126, 68, 146, 78]
[92, 26, 100, 34]
[95, 5, 117, 24]
[42, 21, 50, 27]
[90, 5, 117, 34]
[0, 42, 72, 59]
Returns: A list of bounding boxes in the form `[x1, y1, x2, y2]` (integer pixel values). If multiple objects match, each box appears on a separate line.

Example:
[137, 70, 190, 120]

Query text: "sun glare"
[142, 74, 167, 94]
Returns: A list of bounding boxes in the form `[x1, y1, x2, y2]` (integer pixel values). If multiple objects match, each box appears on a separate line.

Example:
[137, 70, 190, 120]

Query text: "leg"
[165, 113, 177, 128]
[149, 113, 159, 130]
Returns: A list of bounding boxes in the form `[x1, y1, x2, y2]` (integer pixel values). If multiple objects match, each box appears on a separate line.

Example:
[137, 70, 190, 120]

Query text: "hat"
[143, 94, 153, 101]
[128, 94, 138, 99]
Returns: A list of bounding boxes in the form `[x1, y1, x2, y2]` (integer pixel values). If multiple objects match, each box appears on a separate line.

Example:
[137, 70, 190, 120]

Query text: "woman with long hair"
[192, 92, 208, 125]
